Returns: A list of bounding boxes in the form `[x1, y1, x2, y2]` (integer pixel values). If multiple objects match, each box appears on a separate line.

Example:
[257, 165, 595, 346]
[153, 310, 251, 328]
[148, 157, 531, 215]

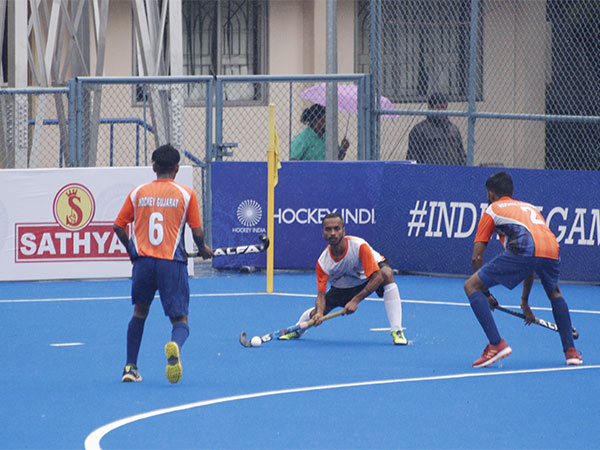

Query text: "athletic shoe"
[391, 329, 408, 345]
[278, 331, 301, 340]
[565, 347, 583, 365]
[121, 364, 142, 382]
[164, 341, 182, 384]
[472, 338, 512, 368]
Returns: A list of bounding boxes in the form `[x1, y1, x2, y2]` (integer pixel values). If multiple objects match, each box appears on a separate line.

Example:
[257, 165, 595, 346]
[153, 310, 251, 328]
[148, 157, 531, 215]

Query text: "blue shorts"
[477, 252, 560, 292]
[131, 257, 190, 318]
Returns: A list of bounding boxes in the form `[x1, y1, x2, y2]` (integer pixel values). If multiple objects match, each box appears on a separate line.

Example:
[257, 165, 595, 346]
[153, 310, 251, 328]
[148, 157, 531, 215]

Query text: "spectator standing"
[407, 93, 466, 165]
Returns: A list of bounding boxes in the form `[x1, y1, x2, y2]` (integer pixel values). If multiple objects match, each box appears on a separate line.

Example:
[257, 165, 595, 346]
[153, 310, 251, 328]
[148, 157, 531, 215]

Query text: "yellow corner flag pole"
[267, 104, 280, 293]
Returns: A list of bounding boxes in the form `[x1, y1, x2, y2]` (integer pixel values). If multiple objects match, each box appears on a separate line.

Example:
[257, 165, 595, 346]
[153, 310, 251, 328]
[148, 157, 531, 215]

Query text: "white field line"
[50, 342, 84, 347]
[84, 364, 600, 450]
[1, 291, 598, 316]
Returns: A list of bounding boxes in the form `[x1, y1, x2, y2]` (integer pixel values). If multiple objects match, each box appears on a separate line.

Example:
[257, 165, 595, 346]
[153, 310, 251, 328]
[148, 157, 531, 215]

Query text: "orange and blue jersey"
[114, 179, 201, 262]
[474, 196, 559, 260]
[316, 236, 383, 291]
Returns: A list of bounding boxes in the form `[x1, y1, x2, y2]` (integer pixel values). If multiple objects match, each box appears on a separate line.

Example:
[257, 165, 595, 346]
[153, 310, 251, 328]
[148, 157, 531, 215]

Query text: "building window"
[182, 0, 267, 103]
[133, 0, 267, 104]
[356, 0, 482, 103]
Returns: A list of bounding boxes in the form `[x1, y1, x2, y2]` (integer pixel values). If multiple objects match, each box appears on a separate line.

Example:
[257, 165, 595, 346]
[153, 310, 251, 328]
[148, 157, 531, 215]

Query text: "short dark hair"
[428, 92, 448, 108]
[301, 104, 326, 125]
[485, 171, 514, 197]
[322, 212, 343, 227]
[152, 144, 180, 174]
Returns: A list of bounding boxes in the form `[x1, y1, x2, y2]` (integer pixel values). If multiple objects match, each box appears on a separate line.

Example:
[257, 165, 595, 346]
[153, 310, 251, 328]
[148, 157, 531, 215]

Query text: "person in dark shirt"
[407, 93, 466, 165]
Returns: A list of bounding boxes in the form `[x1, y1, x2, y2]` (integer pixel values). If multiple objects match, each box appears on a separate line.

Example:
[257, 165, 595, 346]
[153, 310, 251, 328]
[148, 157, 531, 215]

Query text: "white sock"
[296, 307, 314, 335]
[383, 283, 403, 331]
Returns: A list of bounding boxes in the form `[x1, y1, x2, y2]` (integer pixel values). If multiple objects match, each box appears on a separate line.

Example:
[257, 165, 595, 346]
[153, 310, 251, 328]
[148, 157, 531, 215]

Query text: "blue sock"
[550, 296, 574, 352]
[126, 316, 145, 366]
[468, 291, 501, 345]
[171, 321, 190, 350]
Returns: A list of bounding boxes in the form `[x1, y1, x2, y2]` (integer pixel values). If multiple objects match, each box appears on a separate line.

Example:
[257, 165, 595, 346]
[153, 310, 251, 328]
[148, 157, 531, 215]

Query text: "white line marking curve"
[84, 364, 599, 449]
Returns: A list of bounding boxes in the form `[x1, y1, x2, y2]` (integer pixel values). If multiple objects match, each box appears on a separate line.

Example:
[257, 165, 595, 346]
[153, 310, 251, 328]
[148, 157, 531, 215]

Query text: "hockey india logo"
[237, 199, 262, 227]
[53, 183, 96, 231]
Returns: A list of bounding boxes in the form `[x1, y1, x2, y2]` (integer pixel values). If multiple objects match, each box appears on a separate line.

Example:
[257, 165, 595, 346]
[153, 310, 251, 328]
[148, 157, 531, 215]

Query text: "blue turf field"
[1, 271, 599, 449]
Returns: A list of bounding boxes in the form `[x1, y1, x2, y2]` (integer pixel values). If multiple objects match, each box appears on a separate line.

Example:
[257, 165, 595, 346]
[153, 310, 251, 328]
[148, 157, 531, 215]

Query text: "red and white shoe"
[472, 338, 512, 368]
[565, 347, 583, 365]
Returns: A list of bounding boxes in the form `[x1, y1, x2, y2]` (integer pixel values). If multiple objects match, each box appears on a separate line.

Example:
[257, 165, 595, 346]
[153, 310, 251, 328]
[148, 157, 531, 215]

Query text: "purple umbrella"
[300, 83, 395, 114]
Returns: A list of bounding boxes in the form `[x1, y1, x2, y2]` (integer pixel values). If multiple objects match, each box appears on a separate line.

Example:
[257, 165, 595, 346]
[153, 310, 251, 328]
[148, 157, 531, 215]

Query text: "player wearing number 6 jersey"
[113, 144, 214, 384]
[464, 171, 581, 368]
[279, 213, 407, 345]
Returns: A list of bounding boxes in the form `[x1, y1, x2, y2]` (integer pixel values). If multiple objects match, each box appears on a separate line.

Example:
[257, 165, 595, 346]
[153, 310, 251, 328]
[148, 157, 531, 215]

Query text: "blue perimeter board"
[211, 162, 600, 282]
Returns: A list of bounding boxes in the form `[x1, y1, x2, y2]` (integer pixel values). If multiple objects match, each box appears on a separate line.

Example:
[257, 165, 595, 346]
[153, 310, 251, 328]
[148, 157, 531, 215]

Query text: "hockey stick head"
[258, 233, 270, 250]
[495, 303, 579, 339]
[190, 234, 270, 258]
[239, 331, 252, 347]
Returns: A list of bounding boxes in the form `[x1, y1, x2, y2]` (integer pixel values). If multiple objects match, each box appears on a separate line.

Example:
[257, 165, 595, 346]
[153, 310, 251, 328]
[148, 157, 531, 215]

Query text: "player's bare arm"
[112, 224, 134, 262]
[312, 292, 327, 326]
[191, 227, 214, 259]
[470, 241, 488, 272]
[113, 224, 129, 248]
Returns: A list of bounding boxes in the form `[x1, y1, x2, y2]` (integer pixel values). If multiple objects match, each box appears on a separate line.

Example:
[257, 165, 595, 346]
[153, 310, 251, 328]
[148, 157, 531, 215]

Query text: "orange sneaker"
[565, 347, 583, 365]
[472, 338, 512, 368]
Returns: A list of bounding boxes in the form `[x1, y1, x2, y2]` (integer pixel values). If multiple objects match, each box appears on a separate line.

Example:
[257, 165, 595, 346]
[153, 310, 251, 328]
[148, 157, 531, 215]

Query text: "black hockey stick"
[188, 233, 269, 257]
[495, 304, 579, 339]
[239, 310, 345, 347]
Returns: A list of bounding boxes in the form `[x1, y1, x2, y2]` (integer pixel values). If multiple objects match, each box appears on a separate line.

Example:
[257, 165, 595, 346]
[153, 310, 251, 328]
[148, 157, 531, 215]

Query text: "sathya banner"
[211, 162, 600, 283]
[0, 166, 194, 281]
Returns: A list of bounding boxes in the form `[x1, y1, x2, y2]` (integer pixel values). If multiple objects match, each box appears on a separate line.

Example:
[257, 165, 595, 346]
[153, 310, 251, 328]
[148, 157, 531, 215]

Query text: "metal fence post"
[75, 78, 84, 167]
[67, 79, 77, 167]
[204, 78, 214, 246]
[369, 0, 381, 160]
[466, 0, 480, 167]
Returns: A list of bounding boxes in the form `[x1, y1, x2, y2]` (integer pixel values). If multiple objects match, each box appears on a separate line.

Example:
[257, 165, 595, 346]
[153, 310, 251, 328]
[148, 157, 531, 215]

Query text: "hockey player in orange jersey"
[113, 144, 214, 384]
[464, 171, 581, 368]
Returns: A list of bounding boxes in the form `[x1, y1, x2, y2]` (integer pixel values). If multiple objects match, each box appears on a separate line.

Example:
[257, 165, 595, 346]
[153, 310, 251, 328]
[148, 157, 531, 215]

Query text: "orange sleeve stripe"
[316, 261, 328, 292]
[359, 243, 380, 279]
[114, 193, 135, 229]
[185, 189, 202, 229]
[474, 212, 495, 243]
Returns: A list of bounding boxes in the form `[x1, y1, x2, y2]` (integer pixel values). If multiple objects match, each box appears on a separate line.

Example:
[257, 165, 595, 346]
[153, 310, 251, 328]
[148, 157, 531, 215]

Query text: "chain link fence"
[0, 76, 368, 170]
[215, 75, 367, 162]
[3, 0, 600, 173]
[75, 77, 212, 225]
[369, 0, 600, 170]
[77, 78, 211, 168]
[0, 88, 70, 169]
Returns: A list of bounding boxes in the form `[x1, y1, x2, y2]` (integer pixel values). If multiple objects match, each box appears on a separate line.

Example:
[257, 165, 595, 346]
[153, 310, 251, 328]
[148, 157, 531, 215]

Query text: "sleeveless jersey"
[316, 236, 384, 291]
[114, 179, 201, 262]
[474, 196, 559, 260]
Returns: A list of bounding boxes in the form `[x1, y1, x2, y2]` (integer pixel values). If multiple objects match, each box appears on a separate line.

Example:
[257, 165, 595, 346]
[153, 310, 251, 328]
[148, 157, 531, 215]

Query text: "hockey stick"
[495, 304, 579, 339]
[188, 233, 269, 257]
[239, 309, 345, 347]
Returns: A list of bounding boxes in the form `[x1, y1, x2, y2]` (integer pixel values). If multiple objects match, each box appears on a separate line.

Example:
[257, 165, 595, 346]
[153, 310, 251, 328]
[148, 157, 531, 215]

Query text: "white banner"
[0, 166, 195, 281]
